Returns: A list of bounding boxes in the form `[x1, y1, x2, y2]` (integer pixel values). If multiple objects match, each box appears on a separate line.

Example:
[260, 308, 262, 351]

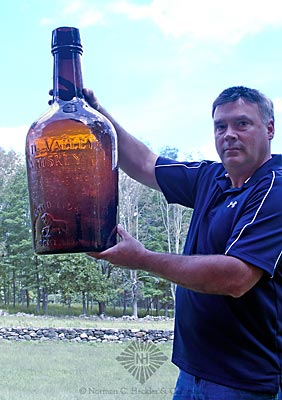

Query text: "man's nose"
[224, 126, 237, 140]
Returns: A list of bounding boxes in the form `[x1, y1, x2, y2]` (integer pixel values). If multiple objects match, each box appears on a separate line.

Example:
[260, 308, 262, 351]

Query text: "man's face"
[213, 98, 274, 175]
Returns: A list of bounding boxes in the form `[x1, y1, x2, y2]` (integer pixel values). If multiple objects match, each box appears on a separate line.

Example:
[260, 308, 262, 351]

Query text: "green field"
[0, 341, 178, 400]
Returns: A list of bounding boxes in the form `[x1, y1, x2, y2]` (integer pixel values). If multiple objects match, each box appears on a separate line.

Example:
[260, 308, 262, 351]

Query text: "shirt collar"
[216, 154, 282, 191]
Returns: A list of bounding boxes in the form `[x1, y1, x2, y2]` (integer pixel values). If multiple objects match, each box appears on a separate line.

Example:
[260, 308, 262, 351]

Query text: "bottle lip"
[51, 27, 83, 54]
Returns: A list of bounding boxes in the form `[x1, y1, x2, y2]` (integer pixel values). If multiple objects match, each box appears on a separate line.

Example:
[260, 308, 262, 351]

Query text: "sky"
[2, 0, 282, 160]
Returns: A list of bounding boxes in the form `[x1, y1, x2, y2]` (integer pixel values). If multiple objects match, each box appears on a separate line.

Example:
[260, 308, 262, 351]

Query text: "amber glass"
[26, 27, 118, 254]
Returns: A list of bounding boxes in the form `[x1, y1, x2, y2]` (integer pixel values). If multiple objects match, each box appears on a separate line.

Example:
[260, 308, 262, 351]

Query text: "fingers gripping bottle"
[26, 27, 118, 254]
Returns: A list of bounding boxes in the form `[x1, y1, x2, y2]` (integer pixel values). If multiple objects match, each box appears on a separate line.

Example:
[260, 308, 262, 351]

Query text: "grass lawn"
[0, 341, 178, 400]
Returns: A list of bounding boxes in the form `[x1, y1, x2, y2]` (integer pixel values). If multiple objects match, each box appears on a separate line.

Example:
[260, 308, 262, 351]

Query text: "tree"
[0, 152, 34, 307]
[0, 145, 193, 318]
[118, 170, 143, 317]
[157, 146, 192, 302]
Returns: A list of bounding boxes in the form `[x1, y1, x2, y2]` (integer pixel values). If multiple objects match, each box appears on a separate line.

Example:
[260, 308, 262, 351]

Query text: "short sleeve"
[225, 172, 282, 277]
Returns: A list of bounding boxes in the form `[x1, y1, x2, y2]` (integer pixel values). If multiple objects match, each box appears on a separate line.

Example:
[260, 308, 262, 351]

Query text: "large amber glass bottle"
[26, 27, 118, 254]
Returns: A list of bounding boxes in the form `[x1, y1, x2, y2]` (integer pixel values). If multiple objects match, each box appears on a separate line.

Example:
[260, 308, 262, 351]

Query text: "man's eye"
[237, 120, 249, 128]
[215, 125, 226, 134]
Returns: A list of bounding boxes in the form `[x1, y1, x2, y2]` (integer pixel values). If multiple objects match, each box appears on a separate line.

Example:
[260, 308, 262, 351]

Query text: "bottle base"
[34, 242, 115, 255]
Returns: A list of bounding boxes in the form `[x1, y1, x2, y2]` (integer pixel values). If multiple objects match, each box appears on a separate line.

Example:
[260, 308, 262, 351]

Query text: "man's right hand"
[82, 88, 100, 111]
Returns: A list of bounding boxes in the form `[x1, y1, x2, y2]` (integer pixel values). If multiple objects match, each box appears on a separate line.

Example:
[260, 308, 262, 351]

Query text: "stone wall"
[0, 327, 174, 343]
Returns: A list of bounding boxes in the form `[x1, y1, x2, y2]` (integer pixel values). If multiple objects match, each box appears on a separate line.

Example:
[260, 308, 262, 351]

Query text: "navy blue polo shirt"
[155, 154, 282, 394]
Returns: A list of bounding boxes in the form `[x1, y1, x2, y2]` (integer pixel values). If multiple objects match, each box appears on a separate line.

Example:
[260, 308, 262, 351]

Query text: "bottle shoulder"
[28, 98, 117, 138]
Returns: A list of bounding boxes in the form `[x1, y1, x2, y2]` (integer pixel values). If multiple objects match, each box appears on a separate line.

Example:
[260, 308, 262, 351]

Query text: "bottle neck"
[53, 48, 84, 102]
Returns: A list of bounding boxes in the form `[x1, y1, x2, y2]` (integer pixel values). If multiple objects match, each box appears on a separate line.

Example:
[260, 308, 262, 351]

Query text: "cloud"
[40, 17, 55, 26]
[40, 0, 282, 44]
[110, 0, 151, 19]
[110, 0, 282, 44]
[41, 0, 104, 28]
[62, 0, 104, 27]
[0, 126, 28, 155]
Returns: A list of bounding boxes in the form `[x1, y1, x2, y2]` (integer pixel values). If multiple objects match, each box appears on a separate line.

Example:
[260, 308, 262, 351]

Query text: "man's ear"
[267, 120, 275, 140]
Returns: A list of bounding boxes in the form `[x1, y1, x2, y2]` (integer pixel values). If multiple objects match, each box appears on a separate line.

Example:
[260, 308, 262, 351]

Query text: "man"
[84, 86, 282, 399]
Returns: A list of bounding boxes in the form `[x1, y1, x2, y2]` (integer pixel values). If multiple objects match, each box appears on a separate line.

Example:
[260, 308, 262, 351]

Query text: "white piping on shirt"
[225, 170, 276, 257]
[273, 250, 282, 276]
[155, 160, 215, 170]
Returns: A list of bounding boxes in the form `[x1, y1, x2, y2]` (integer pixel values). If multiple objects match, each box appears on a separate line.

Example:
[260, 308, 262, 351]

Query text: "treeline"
[0, 147, 192, 317]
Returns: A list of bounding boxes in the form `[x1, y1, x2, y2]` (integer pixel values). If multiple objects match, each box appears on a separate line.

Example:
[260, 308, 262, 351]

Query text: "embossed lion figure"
[41, 212, 67, 238]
